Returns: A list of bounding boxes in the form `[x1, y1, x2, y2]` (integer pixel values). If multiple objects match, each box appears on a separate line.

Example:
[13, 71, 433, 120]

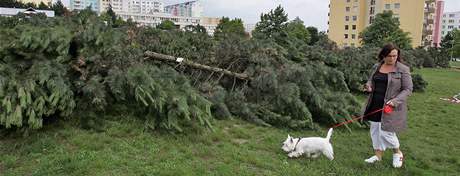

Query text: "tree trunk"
[144, 51, 250, 81]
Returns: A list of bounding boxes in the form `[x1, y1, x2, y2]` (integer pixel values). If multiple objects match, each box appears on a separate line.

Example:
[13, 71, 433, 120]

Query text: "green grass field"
[1, 68, 460, 176]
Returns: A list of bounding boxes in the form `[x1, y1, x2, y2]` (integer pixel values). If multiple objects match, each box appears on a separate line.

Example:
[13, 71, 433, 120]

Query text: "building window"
[370, 7, 375, 14]
[448, 25, 454, 29]
[449, 14, 455, 17]
[370, 0, 375, 5]
[345, 16, 350, 21]
[352, 34, 356, 39]
[354, 0, 358, 2]
[449, 20, 455, 23]
[394, 3, 400, 9]
[346, 7, 350, 12]
[442, 25, 445, 29]
[344, 43, 348, 46]
[347, 0, 350, 2]
[345, 25, 349, 30]
[385, 4, 391, 9]
[352, 25, 356, 30]
[344, 34, 349, 39]
[369, 16, 374, 24]
[442, 31, 444, 35]
[352, 16, 357, 21]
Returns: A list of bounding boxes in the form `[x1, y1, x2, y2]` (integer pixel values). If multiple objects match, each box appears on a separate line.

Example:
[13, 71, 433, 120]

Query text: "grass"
[1, 68, 460, 176]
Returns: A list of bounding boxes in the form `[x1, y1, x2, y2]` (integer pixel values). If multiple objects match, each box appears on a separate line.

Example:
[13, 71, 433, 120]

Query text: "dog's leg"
[311, 153, 320, 158]
[322, 149, 334, 160]
[288, 151, 303, 158]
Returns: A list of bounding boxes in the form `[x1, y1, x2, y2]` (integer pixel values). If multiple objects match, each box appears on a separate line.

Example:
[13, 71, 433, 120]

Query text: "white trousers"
[370, 122, 400, 151]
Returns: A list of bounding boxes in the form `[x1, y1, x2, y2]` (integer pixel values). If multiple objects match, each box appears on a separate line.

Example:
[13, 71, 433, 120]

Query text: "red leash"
[330, 105, 393, 129]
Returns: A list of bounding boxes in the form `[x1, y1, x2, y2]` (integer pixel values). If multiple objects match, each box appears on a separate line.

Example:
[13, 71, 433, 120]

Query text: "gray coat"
[364, 62, 413, 132]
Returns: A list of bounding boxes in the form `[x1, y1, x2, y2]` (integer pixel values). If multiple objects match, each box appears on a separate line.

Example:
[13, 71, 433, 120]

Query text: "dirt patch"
[232, 139, 248, 145]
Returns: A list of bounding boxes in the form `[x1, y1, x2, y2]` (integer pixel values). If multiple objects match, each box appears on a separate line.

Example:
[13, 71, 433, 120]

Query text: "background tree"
[157, 20, 176, 30]
[184, 24, 207, 34]
[360, 11, 412, 49]
[306, 26, 319, 45]
[452, 29, 460, 58]
[51, 0, 68, 16]
[106, 4, 117, 24]
[285, 17, 310, 44]
[213, 17, 246, 39]
[252, 5, 288, 40]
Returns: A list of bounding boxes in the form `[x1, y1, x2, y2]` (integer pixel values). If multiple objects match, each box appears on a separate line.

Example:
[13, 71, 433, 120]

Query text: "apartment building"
[164, 0, 202, 18]
[328, 0, 433, 48]
[441, 11, 460, 36]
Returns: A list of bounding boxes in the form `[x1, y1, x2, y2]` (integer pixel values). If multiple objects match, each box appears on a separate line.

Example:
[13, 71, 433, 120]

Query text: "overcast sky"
[162, 0, 460, 32]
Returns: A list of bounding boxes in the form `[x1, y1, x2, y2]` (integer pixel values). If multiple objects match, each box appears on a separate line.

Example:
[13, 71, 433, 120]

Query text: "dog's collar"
[290, 138, 302, 152]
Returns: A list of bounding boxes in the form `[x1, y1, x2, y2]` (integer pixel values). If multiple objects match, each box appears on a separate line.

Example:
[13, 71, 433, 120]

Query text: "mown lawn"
[1, 68, 459, 176]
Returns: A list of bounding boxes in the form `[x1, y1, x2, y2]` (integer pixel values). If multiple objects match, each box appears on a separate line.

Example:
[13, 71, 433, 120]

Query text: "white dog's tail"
[325, 128, 333, 141]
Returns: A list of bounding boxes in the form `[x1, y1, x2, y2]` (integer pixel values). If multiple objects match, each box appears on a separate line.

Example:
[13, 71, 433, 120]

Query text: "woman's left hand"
[386, 100, 395, 107]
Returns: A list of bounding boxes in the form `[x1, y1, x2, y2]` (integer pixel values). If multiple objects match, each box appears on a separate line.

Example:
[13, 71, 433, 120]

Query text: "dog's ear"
[290, 137, 293, 143]
[287, 134, 291, 139]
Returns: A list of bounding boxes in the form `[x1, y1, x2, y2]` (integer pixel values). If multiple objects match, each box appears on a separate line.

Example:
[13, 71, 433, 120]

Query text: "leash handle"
[330, 107, 384, 129]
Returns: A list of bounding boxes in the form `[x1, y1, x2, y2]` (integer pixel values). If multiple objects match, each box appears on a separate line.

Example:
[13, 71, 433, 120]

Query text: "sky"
[162, 0, 460, 32]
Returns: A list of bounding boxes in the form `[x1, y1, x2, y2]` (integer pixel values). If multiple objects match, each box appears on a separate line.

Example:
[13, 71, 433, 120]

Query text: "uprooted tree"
[1, 6, 435, 133]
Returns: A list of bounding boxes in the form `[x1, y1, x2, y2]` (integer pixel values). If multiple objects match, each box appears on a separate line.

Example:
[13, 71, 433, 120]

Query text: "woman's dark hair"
[378, 43, 402, 62]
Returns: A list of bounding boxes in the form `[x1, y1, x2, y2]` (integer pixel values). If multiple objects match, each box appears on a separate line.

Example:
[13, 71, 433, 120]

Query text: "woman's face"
[384, 49, 398, 65]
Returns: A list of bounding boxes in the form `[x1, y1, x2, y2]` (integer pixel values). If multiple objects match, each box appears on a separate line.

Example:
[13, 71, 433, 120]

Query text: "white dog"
[281, 128, 334, 160]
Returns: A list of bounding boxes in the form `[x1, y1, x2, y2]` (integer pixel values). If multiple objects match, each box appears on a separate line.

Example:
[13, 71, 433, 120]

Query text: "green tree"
[306, 26, 319, 45]
[452, 29, 460, 58]
[157, 20, 176, 30]
[51, 0, 68, 16]
[106, 4, 117, 24]
[213, 17, 246, 39]
[285, 17, 310, 44]
[252, 5, 288, 39]
[185, 24, 207, 34]
[360, 11, 412, 49]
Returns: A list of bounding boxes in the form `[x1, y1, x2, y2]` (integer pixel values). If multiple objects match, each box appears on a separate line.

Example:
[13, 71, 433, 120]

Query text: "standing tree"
[452, 29, 460, 58]
[306, 26, 319, 45]
[157, 20, 176, 30]
[360, 11, 412, 49]
[252, 5, 288, 40]
[285, 17, 310, 44]
[51, 0, 68, 16]
[213, 17, 246, 40]
[106, 4, 117, 24]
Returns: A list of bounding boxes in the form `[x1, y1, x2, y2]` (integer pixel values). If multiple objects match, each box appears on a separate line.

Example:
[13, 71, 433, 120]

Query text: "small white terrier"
[281, 128, 334, 160]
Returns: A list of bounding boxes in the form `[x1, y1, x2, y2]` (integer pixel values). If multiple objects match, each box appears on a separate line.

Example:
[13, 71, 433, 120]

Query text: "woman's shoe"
[392, 153, 403, 168]
[364, 155, 381, 164]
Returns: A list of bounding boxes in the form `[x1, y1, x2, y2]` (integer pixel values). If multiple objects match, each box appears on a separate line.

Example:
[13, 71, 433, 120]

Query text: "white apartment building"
[164, 0, 202, 18]
[441, 11, 460, 36]
[99, 0, 162, 14]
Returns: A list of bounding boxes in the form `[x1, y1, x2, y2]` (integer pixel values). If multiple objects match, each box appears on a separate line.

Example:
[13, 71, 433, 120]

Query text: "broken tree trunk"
[144, 51, 250, 81]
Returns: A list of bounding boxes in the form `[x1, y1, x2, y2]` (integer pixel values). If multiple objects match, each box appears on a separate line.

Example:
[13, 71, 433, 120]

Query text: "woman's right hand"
[364, 84, 372, 92]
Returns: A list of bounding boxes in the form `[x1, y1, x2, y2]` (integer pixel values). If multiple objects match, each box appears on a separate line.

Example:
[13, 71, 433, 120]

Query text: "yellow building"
[328, 0, 426, 48]
[18, 0, 53, 5]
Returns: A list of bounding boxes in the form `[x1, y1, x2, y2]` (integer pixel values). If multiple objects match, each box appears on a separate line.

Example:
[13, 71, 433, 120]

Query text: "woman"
[363, 43, 413, 168]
